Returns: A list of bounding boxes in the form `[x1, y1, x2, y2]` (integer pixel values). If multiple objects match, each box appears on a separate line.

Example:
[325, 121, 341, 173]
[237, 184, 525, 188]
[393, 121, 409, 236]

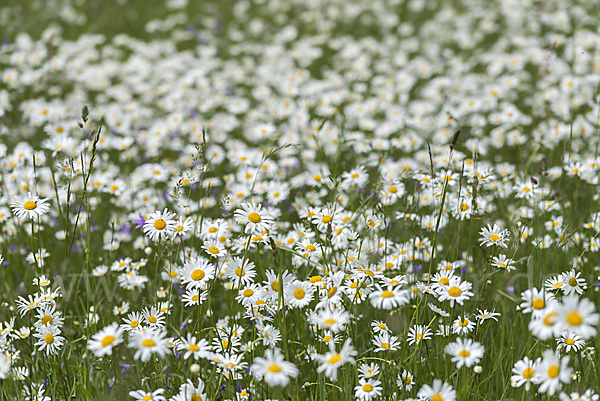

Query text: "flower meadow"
[1, 0, 600, 400]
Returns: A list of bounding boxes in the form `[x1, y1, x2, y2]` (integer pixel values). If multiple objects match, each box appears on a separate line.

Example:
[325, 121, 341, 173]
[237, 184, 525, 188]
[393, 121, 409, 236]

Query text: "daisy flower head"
[10, 193, 50, 219]
[252, 347, 299, 387]
[397, 370, 415, 391]
[286, 280, 315, 309]
[202, 238, 227, 258]
[476, 309, 501, 323]
[418, 379, 457, 401]
[407, 325, 433, 346]
[436, 277, 474, 306]
[315, 338, 357, 381]
[129, 328, 169, 362]
[358, 362, 380, 379]
[479, 224, 510, 248]
[369, 285, 409, 310]
[33, 325, 65, 355]
[176, 333, 210, 360]
[561, 270, 586, 296]
[174, 379, 207, 401]
[234, 202, 274, 234]
[533, 349, 572, 396]
[372, 331, 400, 352]
[511, 356, 538, 390]
[452, 315, 476, 335]
[492, 254, 515, 271]
[225, 256, 257, 288]
[180, 257, 215, 290]
[354, 378, 382, 401]
[557, 331, 585, 352]
[128, 388, 166, 401]
[554, 295, 599, 340]
[87, 323, 124, 357]
[445, 337, 485, 368]
[520, 287, 554, 317]
[143, 209, 177, 242]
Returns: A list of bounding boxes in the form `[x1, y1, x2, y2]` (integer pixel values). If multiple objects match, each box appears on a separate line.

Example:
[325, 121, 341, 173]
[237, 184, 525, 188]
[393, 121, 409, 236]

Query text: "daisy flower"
[121, 311, 144, 332]
[372, 332, 400, 352]
[182, 289, 207, 307]
[10, 193, 50, 219]
[357, 362, 380, 379]
[452, 315, 476, 335]
[354, 378, 382, 401]
[252, 347, 299, 387]
[479, 224, 510, 248]
[202, 238, 227, 258]
[286, 280, 315, 309]
[557, 331, 585, 352]
[371, 320, 391, 334]
[529, 307, 562, 340]
[315, 338, 357, 381]
[87, 323, 124, 357]
[445, 337, 485, 368]
[511, 356, 538, 390]
[418, 379, 457, 401]
[492, 254, 515, 271]
[407, 325, 433, 346]
[369, 285, 409, 309]
[397, 370, 415, 391]
[532, 350, 572, 396]
[143, 209, 177, 242]
[128, 388, 166, 401]
[436, 278, 474, 306]
[129, 329, 169, 362]
[180, 257, 215, 290]
[561, 270, 586, 296]
[314, 309, 351, 333]
[234, 202, 274, 233]
[519, 287, 554, 317]
[173, 379, 207, 401]
[33, 325, 65, 355]
[553, 295, 599, 340]
[176, 333, 211, 360]
[476, 309, 501, 323]
[225, 257, 257, 288]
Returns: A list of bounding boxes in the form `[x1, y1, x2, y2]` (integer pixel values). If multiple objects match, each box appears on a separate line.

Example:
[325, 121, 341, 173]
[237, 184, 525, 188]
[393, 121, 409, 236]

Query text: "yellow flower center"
[154, 219, 167, 230]
[448, 286, 462, 297]
[378, 323, 386, 330]
[569, 278, 578, 287]
[191, 295, 199, 301]
[459, 350, 470, 357]
[567, 312, 582, 326]
[148, 316, 157, 323]
[543, 312, 558, 326]
[381, 290, 394, 298]
[143, 396, 152, 401]
[271, 281, 279, 291]
[460, 203, 469, 211]
[322, 215, 332, 223]
[189, 344, 200, 352]
[522, 367, 534, 379]
[208, 246, 220, 254]
[381, 342, 390, 349]
[565, 338, 575, 345]
[294, 289, 305, 299]
[324, 318, 336, 325]
[547, 365, 559, 378]
[102, 336, 116, 347]
[44, 334, 54, 344]
[209, 227, 218, 233]
[248, 212, 262, 223]
[142, 339, 156, 347]
[131, 320, 139, 328]
[310, 275, 323, 283]
[459, 319, 469, 327]
[532, 299, 544, 309]
[268, 364, 282, 373]
[192, 394, 202, 401]
[365, 270, 374, 277]
[362, 384, 374, 392]
[235, 267, 245, 276]
[490, 234, 501, 242]
[439, 277, 450, 285]
[243, 289, 254, 297]
[328, 287, 338, 298]
[24, 201, 37, 210]
[432, 394, 443, 401]
[328, 354, 341, 364]
[42, 316, 53, 326]
[306, 244, 316, 251]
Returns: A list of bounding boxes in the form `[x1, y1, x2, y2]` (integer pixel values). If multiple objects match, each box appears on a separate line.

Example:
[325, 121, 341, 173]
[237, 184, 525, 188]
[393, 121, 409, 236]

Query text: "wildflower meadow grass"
[1, 0, 600, 400]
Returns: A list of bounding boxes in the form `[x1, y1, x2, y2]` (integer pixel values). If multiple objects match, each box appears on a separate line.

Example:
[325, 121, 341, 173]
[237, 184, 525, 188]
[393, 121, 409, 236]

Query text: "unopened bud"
[474, 365, 482, 374]
[190, 364, 200, 374]
[145, 247, 152, 255]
